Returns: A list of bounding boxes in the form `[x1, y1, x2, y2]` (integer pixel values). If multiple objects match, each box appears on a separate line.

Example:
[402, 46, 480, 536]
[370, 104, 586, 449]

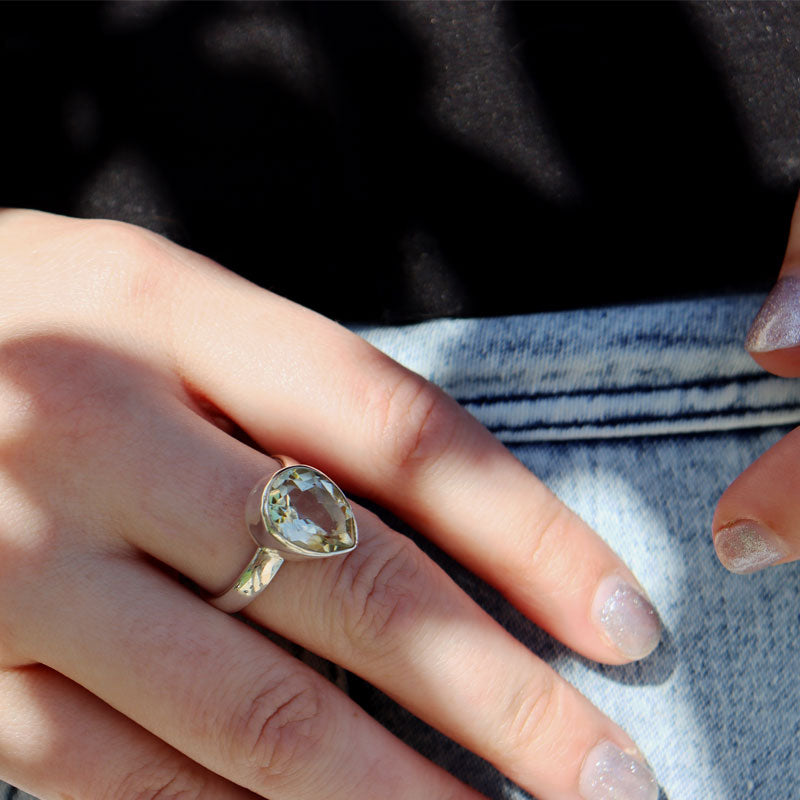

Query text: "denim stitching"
[456, 373, 791, 407]
[485, 401, 800, 434]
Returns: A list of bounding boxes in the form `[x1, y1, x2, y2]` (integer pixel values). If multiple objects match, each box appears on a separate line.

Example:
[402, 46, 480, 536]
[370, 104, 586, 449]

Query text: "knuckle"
[64, 218, 181, 330]
[0, 214, 174, 325]
[368, 367, 458, 476]
[227, 674, 327, 780]
[115, 760, 208, 800]
[498, 672, 562, 763]
[92, 220, 179, 312]
[82, 217, 160, 262]
[524, 500, 572, 575]
[335, 534, 430, 653]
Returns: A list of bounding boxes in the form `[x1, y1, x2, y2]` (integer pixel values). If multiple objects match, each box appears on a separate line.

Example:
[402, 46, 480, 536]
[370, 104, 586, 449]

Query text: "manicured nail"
[714, 520, 784, 574]
[745, 276, 800, 352]
[592, 576, 661, 660]
[579, 740, 658, 800]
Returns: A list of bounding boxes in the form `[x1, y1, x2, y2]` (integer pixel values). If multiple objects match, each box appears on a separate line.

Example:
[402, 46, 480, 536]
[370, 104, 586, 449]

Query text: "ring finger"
[0, 337, 481, 800]
[82, 361, 658, 798]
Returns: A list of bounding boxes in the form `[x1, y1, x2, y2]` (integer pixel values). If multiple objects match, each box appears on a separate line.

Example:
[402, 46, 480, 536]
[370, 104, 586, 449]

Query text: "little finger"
[0, 664, 259, 800]
[14, 553, 485, 800]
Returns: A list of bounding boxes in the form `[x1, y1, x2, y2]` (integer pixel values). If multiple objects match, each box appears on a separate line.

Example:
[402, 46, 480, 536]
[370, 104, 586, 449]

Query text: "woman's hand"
[714, 191, 800, 572]
[0, 209, 659, 800]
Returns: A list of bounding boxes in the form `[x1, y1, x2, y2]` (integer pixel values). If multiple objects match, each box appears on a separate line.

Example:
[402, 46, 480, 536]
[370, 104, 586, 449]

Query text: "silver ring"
[210, 456, 358, 613]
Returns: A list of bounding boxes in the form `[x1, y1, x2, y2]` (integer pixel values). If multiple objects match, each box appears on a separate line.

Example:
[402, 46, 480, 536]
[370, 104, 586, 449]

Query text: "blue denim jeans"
[2, 294, 799, 800]
[349, 293, 800, 800]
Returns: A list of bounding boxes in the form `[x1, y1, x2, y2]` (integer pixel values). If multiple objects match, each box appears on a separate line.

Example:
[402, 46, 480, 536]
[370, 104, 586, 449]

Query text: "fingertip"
[590, 575, 662, 661]
[579, 739, 659, 800]
[713, 519, 786, 574]
[744, 188, 800, 364]
[744, 275, 800, 356]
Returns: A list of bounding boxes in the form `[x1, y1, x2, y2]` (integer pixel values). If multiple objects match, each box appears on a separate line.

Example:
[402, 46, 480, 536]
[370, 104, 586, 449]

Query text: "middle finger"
[102, 374, 656, 798]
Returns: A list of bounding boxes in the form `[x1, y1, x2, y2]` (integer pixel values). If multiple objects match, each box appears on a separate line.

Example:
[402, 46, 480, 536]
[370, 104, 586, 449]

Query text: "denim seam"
[456, 372, 782, 406]
[484, 401, 800, 434]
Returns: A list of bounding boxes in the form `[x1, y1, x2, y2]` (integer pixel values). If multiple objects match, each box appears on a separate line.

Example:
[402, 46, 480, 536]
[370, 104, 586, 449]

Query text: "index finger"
[142, 231, 661, 665]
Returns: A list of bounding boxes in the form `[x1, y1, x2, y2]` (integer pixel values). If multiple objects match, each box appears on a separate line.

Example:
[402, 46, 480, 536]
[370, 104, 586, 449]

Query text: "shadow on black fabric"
[1, 1, 796, 323]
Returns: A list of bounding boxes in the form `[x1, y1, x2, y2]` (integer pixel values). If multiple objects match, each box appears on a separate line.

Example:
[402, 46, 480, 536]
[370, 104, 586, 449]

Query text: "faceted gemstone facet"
[265, 466, 356, 554]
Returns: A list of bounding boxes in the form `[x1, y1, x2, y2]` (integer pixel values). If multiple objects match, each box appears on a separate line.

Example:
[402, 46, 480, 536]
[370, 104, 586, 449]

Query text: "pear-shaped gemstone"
[265, 466, 356, 554]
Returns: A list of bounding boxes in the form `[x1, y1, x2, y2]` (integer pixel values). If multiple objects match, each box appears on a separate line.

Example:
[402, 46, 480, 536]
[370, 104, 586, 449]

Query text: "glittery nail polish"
[592, 576, 661, 660]
[745, 276, 800, 352]
[579, 740, 658, 800]
[714, 520, 784, 574]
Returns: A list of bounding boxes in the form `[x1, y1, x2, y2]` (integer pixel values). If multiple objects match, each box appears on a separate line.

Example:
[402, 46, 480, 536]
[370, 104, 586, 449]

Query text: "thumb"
[745, 190, 800, 376]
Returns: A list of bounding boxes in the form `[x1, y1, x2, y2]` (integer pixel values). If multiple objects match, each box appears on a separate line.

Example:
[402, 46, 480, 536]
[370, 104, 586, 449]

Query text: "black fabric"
[0, 4, 798, 797]
[2, 0, 799, 324]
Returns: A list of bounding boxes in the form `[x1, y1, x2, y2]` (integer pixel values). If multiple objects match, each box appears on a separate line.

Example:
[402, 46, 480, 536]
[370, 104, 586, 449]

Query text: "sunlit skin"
[0, 209, 661, 800]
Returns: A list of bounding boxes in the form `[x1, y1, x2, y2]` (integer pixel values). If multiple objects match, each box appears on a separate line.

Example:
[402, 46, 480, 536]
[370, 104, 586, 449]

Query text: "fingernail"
[592, 576, 661, 660]
[579, 740, 658, 800]
[745, 275, 800, 352]
[714, 520, 784, 574]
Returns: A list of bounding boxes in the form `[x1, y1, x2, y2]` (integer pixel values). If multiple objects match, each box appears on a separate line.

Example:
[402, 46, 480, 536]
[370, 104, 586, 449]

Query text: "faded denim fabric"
[347, 294, 800, 800]
[2, 294, 799, 800]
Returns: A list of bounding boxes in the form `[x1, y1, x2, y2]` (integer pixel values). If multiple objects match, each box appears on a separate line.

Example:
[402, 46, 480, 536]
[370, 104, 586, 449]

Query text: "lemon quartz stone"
[265, 466, 356, 554]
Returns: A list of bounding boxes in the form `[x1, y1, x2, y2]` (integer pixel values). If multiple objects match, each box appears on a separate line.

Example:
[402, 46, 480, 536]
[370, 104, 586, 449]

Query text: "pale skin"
[7, 199, 799, 798]
[0, 208, 655, 799]
[4, 204, 774, 799]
